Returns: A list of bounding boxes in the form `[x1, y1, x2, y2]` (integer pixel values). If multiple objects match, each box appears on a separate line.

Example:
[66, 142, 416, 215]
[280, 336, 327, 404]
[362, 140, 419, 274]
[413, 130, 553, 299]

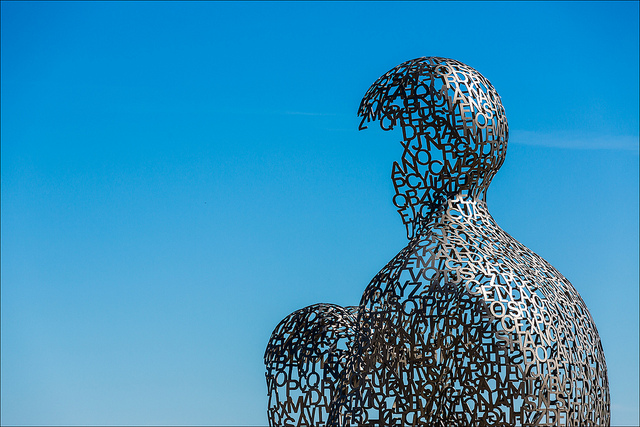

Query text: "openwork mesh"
[264, 57, 610, 427]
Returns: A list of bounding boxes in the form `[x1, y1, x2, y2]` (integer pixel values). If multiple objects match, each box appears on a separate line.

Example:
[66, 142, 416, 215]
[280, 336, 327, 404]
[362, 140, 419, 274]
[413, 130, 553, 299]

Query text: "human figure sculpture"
[264, 57, 610, 427]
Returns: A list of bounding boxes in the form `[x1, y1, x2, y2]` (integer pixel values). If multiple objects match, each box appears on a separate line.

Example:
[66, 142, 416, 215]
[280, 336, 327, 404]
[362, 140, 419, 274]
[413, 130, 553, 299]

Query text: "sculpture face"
[358, 57, 509, 238]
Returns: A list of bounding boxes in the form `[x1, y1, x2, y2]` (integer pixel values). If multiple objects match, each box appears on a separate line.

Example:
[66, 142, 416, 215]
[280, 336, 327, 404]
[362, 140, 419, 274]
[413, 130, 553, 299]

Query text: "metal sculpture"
[265, 57, 610, 426]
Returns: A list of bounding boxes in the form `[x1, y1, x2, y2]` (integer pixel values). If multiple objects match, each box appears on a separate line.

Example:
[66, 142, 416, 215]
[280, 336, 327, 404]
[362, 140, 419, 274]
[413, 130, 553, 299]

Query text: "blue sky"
[1, 1, 638, 425]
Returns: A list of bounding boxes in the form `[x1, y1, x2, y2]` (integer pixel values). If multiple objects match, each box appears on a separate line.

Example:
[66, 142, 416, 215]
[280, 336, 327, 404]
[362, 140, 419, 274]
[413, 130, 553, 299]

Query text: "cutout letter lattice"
[264, 57, 610, 427]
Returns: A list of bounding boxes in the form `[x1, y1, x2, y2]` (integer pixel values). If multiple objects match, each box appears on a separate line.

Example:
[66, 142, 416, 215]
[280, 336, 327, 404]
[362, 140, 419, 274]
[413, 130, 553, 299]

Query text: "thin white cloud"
[283, 111, 336, 116]
[510, 129, 639, 151]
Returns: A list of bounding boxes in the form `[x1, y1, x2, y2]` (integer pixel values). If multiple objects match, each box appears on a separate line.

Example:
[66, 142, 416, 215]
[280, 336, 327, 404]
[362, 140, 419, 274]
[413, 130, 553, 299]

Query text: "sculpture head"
[358, 57, 509, 239]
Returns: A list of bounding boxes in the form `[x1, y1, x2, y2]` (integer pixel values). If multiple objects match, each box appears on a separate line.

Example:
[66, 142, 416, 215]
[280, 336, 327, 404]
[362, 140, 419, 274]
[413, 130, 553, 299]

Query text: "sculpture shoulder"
[359, 200, 588, 319]
[357, 201, 605, 364]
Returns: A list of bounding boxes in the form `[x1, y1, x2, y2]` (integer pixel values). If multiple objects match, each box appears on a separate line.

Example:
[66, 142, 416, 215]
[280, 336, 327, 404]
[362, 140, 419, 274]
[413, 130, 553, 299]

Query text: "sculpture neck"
[400, 180, 490, 240]
[413, 193, 489, 238]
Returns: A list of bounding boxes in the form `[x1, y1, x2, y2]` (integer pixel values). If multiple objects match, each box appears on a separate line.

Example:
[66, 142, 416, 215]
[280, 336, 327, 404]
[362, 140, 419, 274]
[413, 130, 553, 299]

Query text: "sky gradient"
[2, 1, 639, 425]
